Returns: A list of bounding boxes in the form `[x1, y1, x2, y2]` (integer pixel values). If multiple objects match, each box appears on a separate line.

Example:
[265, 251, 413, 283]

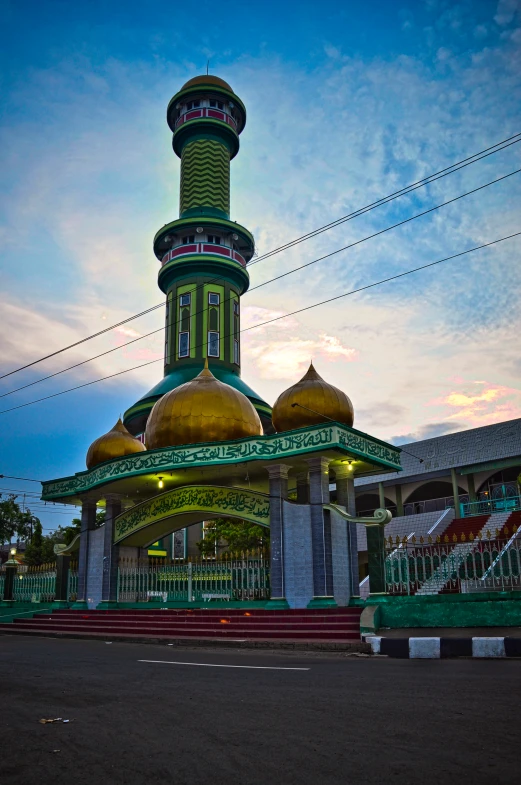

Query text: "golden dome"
[145, 360, 263, 449]
[272, 362, 354, 433]
[86, 418, 146, 469]
[181, 75, 233, 92]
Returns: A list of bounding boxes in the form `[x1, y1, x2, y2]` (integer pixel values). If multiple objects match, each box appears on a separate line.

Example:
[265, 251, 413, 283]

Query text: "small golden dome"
[145, 360, 263, 449]
[86, 418, 146, 469]
[181, 75, 233, 92]
[272, 362, 354, 433]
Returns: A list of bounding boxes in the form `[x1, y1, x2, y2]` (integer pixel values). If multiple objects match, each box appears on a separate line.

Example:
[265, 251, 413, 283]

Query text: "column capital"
[265, 463, 292, 480]
[79, 496, 98, 508]
[104, 493, 124, 503]
[306, 456, 332, 473]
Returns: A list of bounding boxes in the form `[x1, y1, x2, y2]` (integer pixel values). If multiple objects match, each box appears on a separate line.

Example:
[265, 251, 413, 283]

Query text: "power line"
[1, 133, 519, 383]
[247, 167, 521, 292]
[0, 230, 518, 416]
[249, 132, 521, 266]
[0, 474, 42, 482]
[3, 165, 520, 402]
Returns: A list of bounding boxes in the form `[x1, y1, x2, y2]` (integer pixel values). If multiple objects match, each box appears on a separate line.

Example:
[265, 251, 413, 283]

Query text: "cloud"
[494, 0, 520, 26]
[1, 11, 521, 448]
[391, 421, 466, 445]
[427, 380, 521, 425]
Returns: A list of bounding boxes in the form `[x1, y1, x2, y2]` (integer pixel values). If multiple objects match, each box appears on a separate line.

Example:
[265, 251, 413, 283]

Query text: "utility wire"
[0, 230, 518, 416]
[1, 133, 519, 382]
[248, 168, 521, 291]
[249, 132, 521, 266]
[0, 474, 42, 482]
[3, 165, 520, 401]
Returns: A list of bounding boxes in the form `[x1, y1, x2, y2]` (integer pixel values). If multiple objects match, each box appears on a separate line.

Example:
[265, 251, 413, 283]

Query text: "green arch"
[114, 485, 270, 547]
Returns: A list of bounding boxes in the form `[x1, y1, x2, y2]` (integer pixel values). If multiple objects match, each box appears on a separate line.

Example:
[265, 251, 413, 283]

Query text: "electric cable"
[249, 132, 521, 266]
[3, 165, 520, 401]
[1, 133, 519, 381]
[0, 230, 518, 416]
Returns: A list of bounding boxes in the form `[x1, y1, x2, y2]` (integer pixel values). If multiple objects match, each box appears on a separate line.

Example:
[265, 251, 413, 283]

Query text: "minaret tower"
[124, 75, 272, 436]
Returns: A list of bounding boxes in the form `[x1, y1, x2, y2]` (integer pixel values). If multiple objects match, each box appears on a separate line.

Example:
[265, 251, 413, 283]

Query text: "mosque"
[40, 73, 402, 610]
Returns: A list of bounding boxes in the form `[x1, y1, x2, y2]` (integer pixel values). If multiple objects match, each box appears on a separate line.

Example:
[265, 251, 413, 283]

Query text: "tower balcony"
[161, 242, 246, 268]
[175, 106, 238, 132]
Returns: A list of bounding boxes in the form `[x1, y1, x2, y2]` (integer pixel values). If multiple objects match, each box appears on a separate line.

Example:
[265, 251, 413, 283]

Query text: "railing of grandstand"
[117, 552, 270, 603]
[357, 495, 468, 518]
[461, 495, 521, 518]
[385, 526, 521, 595]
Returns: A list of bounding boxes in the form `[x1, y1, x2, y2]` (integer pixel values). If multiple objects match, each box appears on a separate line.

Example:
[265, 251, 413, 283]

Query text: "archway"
[114, 485, 270, 547]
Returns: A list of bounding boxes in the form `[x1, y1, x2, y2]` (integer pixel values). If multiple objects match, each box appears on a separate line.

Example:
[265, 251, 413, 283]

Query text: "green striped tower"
[124, 75, 272, 436]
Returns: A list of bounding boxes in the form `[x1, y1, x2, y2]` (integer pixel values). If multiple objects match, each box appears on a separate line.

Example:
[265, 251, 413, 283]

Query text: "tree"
[197, 518, 270, 556]
[0, 494, 38, 545]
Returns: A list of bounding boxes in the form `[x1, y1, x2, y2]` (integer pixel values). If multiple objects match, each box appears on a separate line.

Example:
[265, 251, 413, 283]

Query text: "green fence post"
[2, 558, 18, 605]
[53, 555, 71, 608]
[366, 523, 388, 596]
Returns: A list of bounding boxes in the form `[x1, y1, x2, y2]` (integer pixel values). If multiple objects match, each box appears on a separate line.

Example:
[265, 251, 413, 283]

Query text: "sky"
[0, 0, 520, 532]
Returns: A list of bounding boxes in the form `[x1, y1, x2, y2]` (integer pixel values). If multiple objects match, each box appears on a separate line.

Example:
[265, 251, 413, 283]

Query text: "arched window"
[233, 299, 240, 365]
[178, 292, 191, 358]
[207, 292, 220, 357]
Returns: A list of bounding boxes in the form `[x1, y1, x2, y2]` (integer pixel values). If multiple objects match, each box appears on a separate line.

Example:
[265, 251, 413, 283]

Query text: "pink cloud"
[427, 380, 521, 426]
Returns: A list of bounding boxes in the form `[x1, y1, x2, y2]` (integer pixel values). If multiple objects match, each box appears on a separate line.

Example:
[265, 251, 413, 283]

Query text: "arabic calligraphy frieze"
[337, 430, 401, 468]
[114, 485, 270, 543]
[42, 424, 401, 499]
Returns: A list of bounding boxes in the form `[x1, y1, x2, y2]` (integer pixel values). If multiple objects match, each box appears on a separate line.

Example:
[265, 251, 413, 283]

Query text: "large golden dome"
[272, 362, 354, 432]
[86, 418, 146, 469]
[145, 361, 263, 449]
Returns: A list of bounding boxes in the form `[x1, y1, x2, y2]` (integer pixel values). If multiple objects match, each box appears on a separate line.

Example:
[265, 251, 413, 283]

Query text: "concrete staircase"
[5, 607, 363, 643]
[416, 512, 512, 595]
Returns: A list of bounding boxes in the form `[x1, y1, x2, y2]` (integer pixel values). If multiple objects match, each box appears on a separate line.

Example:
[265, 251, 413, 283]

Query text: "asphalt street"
[1, 635, 520, 785]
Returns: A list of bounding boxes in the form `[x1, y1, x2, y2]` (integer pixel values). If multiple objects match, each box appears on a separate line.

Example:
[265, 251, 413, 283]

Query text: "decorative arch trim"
[114, 484, 270, 546]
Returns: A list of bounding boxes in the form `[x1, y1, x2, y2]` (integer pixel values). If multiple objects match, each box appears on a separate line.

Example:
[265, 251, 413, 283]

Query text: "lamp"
[158, 477, 164, 489]
[9, 547, 16, 556]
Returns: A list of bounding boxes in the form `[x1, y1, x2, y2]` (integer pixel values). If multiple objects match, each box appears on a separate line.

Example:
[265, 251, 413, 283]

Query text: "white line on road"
[138, 659, 310, 671]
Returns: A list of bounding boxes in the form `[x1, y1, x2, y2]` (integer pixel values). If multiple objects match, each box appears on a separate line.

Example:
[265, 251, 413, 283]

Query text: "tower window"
[234, 340, 240, 365]
[233, 301, 239, 316]
[179, 293, 191, 307]
[209, 99, 224, 110]
[186, 100, 200, 110]
[208, 332, 219, 357]
[207, 235, 221, 245]
[208, 292, 220, 306]
[179, 332, 190, 357]
[182, 235, 195, 244]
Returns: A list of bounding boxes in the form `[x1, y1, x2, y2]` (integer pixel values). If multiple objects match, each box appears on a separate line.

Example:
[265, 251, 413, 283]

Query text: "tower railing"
[175, 107, 237, 131]
[161, 242, 246, 268]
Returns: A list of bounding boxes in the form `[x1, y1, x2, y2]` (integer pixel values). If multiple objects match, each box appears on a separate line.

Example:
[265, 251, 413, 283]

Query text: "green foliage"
[197, 518, 270, 556]
[0, 494, 38, 545]
[24, 520, 55, 566]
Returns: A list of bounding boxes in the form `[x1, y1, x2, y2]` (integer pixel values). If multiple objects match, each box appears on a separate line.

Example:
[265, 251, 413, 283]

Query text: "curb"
[366, 636, 521, 658]
[0, 627, 371, 653]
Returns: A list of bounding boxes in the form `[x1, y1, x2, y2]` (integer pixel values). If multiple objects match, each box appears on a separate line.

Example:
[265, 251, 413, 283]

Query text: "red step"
[8, 607, 363, 642]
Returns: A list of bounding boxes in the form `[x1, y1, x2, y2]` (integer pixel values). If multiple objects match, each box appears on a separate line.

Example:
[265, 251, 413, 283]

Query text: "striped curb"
[366, 636, 521, 658]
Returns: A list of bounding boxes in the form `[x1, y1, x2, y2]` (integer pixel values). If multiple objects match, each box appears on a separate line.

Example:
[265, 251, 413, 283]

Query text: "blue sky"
[1, 0, 520, 532]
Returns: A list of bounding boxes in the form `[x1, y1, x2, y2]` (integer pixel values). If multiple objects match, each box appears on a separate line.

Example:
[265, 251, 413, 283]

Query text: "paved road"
[1, 635, 520, 785]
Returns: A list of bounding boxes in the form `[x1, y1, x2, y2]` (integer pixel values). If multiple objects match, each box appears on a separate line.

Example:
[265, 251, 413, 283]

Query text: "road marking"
[138, 659, 310, 671]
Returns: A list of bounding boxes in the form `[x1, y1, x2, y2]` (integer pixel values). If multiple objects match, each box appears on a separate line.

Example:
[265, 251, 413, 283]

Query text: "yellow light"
[347, 463, 353, 471]
[158, 477, 164, 489]
[10, 547, 16, 556]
